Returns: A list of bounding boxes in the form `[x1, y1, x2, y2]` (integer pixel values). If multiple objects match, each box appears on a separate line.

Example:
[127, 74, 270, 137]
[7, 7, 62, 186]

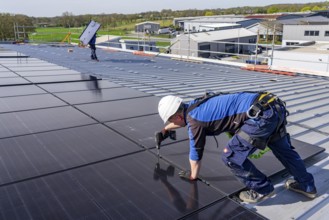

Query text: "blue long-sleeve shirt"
[185, 92, 259, 161]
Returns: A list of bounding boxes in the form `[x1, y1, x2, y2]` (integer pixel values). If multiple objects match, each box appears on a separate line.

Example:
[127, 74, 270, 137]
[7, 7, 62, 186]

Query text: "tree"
[0, 13, 35, 41]
[301, 6, 311, 12]
[267, 6, 279, 14]
[312, 6, 321, 11]
[205, 11, 214, 16]
[60, 11, 75, 28]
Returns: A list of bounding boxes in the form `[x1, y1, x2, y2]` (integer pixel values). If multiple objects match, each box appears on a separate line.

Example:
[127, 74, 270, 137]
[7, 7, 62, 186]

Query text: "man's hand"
[178, 170, 197, 181]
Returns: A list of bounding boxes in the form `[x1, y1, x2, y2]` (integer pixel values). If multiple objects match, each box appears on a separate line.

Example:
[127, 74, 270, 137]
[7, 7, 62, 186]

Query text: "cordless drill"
[155, 130, 176, 156]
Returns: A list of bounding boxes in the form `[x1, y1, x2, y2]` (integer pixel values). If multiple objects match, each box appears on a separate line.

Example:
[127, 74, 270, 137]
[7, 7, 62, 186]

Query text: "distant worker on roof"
[155, 91, 317, 203]
[89, 33, 98, 61]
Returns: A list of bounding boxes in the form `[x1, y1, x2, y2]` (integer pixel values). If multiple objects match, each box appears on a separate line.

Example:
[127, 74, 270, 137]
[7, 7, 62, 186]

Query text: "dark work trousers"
[90, 44, 97, 60]
[222, 103, 315, 195]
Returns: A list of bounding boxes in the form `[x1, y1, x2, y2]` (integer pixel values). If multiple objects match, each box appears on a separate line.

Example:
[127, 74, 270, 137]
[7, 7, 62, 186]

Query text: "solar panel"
[0, 151, 225, 220]
[0, 106, 96, 138]
[55, 87, 152, 105]
[182, 198, 265, 219]
[3, 62, 63, 67]
[0, 124, 142, 184]
[17, 69, 81, 77]
[106, 114, 189, 148]
[150, 135, 324, 195]
[0, 85, 45, 98]
[38, 80, 121, 93]
[76, 96, 160, 122]
[0, 77, 30, 86]
[25, 75, 92, 83]
[0, 94, 66, 113]
[0, 71, 18, 77]
[8, 66, 67, 72]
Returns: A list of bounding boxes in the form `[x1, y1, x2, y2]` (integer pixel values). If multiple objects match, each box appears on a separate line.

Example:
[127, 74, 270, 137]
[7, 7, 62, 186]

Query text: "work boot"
[239, 189, 274, 203]
[285, 179, 317, 199]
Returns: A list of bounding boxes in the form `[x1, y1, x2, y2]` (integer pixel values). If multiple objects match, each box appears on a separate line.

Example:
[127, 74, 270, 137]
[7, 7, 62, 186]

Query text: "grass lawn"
[31, 19, 174, 44]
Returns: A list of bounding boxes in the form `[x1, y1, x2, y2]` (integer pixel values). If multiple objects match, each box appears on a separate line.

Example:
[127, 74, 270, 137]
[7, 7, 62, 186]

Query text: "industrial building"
[135, 21, 160, 33]
[170, 28, 257, 58]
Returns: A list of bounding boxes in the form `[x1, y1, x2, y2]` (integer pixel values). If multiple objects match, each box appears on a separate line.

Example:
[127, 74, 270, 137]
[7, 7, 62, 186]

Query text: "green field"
[31, 19, 173, 43]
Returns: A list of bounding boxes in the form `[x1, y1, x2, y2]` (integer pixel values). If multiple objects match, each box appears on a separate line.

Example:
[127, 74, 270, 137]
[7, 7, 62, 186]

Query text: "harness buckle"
[247, 105, 261, 119]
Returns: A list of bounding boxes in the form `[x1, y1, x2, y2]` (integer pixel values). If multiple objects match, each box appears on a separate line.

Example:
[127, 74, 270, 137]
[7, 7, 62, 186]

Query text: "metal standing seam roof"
[1, 43, 329, 219]
[279, 15, 329, 25]
[181, 28, 257, 42]
[186, 17, 248, 23]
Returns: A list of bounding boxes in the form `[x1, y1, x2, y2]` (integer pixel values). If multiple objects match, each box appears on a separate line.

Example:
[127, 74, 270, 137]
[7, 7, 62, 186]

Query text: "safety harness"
[236, 92, 289, 150]
[185, 91, 289, 158]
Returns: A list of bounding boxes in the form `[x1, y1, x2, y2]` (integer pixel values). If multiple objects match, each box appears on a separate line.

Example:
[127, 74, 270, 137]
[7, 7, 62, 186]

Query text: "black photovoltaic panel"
[152, 138, 245, 195]
[8, 66, 67, 72]
[150, 135, 324, 195]
[76, 96, 160, 122]
[0, 151, 226, 220]
[0, 173, 109, 220]
[0, 85, 45, 98]
[0, 106, 95, 138]
[25, 75, 92, 83]
[105, 114, 325, 193]
[0, 71, 18, 77]
[55, 87, 152, 105]
[182, 198, 265, 220]
[0, 124, 142, 185]
[0, 94, 66, 113]
[252, 138, 325, 177]
[38, 80, 121, 93]
[17, 69, 81, 77]
[3, 62, 62, 67]
[106, 114, 189, 148]
[0, 77, 30, 86]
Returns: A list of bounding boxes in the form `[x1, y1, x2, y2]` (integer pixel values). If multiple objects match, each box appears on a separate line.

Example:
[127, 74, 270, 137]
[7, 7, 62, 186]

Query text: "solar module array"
[0, 45, 324, 220]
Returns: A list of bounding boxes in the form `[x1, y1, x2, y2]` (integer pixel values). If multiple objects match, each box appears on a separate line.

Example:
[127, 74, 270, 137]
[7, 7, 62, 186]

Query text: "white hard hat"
[158, 95, 183, 123]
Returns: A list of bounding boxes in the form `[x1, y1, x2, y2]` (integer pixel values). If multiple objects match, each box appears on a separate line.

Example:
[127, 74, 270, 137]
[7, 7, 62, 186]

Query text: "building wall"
[271, 50, 329, 73]
[171, 35, 257, 58]
[184, 21, 240, 32]
[283, 24, 329, 46]
[170, 35, 198, 57]
[135, 23, 160, 33]
[122, 40, 159, 52]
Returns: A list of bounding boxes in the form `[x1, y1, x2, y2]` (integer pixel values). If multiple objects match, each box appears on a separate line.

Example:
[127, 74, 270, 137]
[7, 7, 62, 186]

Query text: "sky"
[1, 0, 326, 17]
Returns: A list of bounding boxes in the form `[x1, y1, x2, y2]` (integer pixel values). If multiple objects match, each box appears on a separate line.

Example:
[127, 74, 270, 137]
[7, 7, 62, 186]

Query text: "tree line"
[0, 2, 328, 41]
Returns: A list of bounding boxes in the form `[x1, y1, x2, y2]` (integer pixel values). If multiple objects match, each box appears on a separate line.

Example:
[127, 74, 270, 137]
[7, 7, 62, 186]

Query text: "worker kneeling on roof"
[156, 91, 317, 203]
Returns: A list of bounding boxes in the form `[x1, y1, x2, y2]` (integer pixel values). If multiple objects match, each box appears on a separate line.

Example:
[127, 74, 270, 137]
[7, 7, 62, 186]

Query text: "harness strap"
[185, 91, 224, 115]
[247, 92, 277, 119]
[236, 130, 268, 150]
[238, 96, 288, 150]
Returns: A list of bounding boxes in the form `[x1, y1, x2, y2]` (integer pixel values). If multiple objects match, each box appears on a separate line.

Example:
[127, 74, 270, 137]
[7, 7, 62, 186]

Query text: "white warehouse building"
[170, 28, 257, 58]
